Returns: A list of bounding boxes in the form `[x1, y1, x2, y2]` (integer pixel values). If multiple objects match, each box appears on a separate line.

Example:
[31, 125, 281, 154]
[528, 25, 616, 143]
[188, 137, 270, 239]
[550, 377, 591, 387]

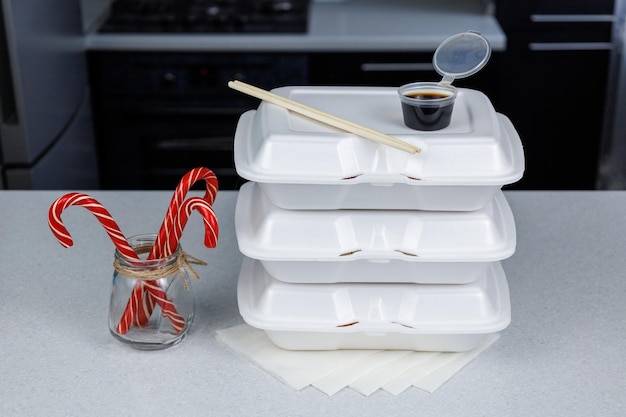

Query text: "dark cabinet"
[492, 0, 615, 189]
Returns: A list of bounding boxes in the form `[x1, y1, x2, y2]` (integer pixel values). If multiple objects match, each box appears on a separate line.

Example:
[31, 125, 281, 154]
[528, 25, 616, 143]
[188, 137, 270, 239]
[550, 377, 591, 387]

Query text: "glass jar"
[108, 234, 195, 350]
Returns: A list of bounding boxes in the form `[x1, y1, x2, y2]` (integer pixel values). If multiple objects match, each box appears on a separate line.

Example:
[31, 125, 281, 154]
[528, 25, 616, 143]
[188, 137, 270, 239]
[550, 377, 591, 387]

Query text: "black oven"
[88, 0, 311, 190]
[88, 51, 308, 190]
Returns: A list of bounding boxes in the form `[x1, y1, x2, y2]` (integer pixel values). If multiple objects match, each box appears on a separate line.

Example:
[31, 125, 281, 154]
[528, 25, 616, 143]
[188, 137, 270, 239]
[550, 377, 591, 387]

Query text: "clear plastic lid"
[433, 31, 491, 85]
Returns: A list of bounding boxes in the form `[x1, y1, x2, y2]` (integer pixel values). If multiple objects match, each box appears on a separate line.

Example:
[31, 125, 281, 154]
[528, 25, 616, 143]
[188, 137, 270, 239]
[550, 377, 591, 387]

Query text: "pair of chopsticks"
[227, 80, 421, 154]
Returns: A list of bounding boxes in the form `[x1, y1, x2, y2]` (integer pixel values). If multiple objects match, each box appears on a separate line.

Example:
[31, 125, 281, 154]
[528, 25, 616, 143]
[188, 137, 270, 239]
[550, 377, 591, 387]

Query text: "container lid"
[434, 31, 492, 85]
[233, 87, 524, 185]
[237, 258, 511, 334]
[235, 182, 516, 262]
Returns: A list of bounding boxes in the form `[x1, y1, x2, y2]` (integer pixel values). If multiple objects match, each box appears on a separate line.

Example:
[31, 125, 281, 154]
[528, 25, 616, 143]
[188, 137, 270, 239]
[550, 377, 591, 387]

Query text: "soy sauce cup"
[398, 82, 457, 131]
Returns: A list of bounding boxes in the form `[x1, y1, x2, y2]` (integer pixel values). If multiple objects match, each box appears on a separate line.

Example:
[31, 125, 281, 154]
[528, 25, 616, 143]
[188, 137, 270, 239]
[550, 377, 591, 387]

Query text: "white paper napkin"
[414, 334, 499, 393]
[349, 350, 440, 396]
[381, 351, 460, 395]
[216, 323, 499, 396]
[312, 350, 413, 395]
[215, 323, 377, 390]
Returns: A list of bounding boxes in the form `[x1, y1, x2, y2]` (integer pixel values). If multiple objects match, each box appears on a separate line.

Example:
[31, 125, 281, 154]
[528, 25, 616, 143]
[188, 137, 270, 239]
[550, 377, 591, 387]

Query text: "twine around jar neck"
[113, 243, 207, 291]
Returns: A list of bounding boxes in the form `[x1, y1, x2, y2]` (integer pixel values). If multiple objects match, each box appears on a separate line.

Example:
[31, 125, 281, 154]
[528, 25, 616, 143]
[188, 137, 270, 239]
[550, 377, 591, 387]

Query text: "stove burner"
[99, 0, 310, 33]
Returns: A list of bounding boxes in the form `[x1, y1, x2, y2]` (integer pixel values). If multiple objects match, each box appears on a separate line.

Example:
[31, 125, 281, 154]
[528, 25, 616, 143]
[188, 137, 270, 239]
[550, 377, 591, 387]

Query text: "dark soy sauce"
[401, 94, 455, 130]
[404, 91, 452, 100]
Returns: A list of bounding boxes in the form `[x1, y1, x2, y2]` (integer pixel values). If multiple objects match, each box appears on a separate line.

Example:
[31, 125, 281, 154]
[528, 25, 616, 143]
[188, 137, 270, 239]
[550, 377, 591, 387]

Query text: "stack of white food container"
[233, 86, 524, 352]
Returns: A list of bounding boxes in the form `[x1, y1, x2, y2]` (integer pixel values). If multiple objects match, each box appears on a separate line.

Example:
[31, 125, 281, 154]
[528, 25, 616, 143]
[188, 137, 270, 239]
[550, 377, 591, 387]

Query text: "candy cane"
[123, 196, 219, 329]
[168, 196, 219, 256]
[47, 192, 186, 334]
[116, 263, 187, 334]
[117, 279, 186, 334]
[150, 167, 218, 259]
[124, 168, 218, 329]
[48, 192, 138, 259]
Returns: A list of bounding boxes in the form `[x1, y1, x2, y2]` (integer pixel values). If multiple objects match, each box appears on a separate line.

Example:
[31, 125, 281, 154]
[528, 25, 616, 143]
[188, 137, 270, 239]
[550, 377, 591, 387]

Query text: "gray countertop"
[1, 189, 625, 416]
[85, 0, 506, 52]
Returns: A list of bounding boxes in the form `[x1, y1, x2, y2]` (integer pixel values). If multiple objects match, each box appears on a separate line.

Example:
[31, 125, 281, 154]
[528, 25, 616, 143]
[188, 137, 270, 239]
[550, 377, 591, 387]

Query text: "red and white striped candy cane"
[47, 192, 186, 334]
[48, 192, 138, 259]
[124, 168, 218, 329]
[117, 279, 186, 335]
[123, 196, 219, 329]
[150, 167, 218, 259]
[168, 196, 219, 256]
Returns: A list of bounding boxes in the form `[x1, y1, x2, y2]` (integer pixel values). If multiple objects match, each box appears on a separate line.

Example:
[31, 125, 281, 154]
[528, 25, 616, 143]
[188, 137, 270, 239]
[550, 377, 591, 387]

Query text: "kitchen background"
[1, 0, 625, 190]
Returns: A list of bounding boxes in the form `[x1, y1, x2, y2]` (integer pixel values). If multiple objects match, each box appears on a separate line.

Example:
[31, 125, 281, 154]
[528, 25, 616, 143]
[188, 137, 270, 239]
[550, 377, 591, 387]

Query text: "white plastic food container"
[235, 182, 516, 284]
[237, 258, 511, 351]
[234, 86, 524, 211]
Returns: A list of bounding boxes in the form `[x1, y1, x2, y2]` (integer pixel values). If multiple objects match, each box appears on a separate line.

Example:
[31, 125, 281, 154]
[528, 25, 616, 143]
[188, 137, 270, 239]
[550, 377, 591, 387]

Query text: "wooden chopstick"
[228, 80, 421, 154]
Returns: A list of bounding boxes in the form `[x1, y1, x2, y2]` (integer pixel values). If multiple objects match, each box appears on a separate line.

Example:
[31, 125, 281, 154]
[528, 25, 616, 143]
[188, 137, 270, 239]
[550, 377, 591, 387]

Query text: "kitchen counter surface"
[1, 190, 625, 416]
[85, 0, 506, 52]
